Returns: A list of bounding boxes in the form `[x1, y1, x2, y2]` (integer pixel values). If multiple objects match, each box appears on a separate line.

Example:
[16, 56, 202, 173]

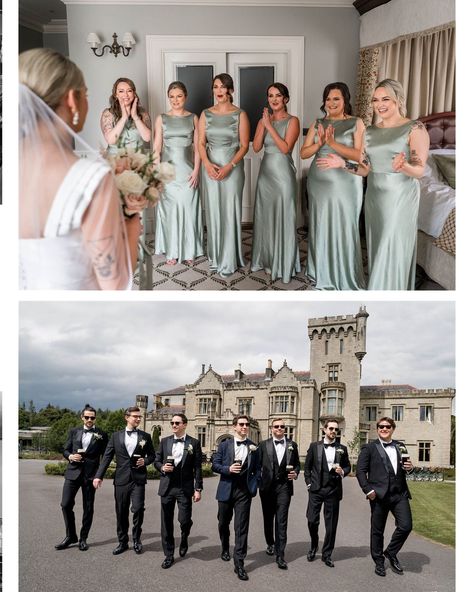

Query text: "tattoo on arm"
[410, 120, 426, 131]
[361, 151, 370, 167]
[100, 110, 114, 133]
[409, 149, 422, 167]
[344, 160, 359, 172]
[87, 236, 119, 280]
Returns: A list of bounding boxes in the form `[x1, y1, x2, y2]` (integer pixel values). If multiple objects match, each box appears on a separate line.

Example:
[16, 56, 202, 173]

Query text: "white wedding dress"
[20, 158, 111, 290]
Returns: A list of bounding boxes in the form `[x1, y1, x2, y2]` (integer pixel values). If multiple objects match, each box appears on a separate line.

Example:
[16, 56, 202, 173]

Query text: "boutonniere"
[187, 444, 194, 454]
[397, 443, 408, 454]
[249, 444, 257, 452]
[92, 433, 103, 441]
[139, 439, 146, 449]
[287, 444, 294, 452]
[335, 447, 344, 455]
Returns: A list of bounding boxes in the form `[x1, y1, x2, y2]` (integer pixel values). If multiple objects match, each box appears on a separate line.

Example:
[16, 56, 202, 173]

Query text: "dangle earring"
[72, 111, 80, 126]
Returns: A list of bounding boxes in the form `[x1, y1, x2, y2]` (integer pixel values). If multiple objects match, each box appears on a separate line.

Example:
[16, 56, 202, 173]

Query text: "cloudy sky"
[19, 300, 455, 411]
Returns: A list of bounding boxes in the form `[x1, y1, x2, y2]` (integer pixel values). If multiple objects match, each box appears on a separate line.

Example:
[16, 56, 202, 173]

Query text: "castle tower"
[308, 306, 369, 442]
[136, 395, 149, 432]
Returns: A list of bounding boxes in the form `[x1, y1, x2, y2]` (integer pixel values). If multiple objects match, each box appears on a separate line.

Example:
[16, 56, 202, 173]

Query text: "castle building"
[137, 307, 454, 467]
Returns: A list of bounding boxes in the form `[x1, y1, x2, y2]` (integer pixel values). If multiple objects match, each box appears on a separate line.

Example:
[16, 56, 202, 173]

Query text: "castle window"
[418, 441, 431, 462]
[164, 398, 170, 406]
[197, 426, 206, 448]
[340, 339, 344, 354]
[392, 405, 404, 421]
[322, 389, 343, 415]
[270, 394, 296, 414]
[286, 426, 295, 440]
[365, 406, 377, 421]
[198, 398, 212, 414]
[328, 364, 339, 381]
[419, 405, 434, 423]
[325, 340, 329, 355]
[238, 398, 252, 415]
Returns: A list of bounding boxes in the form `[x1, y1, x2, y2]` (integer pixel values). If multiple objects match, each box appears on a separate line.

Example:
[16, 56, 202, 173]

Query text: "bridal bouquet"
[106, 145, 175, 216]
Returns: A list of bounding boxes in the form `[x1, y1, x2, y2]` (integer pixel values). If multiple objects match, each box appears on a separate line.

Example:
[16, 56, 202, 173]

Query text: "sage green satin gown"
[365, 120, 420, 290]
[201, 109, 245, 276]
[107, 117, 145, 155]
[251, 117, 300, 283]
[154, 114, 204, 262]
[306, 118, 365, 290]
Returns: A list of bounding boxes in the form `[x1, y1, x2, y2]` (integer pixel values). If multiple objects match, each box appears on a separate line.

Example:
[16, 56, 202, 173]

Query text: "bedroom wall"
[360, 0, 455, 47]
[65, 4, 360, 147]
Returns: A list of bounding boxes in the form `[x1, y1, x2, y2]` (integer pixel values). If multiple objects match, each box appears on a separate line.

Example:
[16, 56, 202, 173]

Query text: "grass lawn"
[409, 481, 455, 547]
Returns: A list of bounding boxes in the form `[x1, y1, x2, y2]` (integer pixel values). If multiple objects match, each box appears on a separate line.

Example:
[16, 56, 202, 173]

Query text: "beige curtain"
[356, 23, 455, 123]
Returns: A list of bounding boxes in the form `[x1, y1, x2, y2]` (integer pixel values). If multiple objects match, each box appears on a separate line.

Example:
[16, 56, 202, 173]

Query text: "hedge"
[45, 461, 216, 479]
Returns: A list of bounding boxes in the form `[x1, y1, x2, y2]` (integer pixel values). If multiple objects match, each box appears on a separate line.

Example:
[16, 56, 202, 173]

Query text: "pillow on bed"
[432, 154, 455, 189]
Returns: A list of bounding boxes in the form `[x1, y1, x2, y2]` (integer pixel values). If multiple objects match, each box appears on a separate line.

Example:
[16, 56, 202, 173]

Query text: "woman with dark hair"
[318, 79, 429, 290]
[198, 73, 250, 277]
[100, 77, 151, 153]
[154, 81, 203, 265]
[300, 82, 365, 290]
[250, 83, 301, 283]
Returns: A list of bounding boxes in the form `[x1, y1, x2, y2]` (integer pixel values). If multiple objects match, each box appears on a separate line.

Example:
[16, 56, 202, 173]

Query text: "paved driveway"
[19, 459, 454, 592]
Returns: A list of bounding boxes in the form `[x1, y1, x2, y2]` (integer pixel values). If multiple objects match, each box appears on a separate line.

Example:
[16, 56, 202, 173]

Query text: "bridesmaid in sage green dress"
[198, 73, 250, 277]
[301, 82, 365, 290]
[251, 83, 301, 283]
[100, 77, 151, 154]
[317, 79, 429, 290]
[153, 81, 203, 265]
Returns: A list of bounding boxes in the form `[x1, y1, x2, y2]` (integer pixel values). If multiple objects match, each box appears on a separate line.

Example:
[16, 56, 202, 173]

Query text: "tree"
[346, 427, 363, 472]
[152, 425, 161, 448]
[100, 408, 127, 436]
[44, 412, 81, 453]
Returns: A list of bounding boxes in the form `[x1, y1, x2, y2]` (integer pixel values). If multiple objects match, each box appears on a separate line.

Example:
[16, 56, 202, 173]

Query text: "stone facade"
[137, 306, 454, 467]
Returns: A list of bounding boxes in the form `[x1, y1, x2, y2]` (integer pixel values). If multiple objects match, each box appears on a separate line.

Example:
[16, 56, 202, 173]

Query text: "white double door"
[146, 36, 304, 223]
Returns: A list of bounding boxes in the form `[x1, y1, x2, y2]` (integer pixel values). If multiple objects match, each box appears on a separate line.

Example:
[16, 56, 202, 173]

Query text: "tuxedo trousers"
[369, 493, 412, 564]
[60, 477, 96, 540]
[306, 486, 340, 559]
[114, 481, 146, 544]
[259, 483, 291, 557]
[160, 486, 193, 557]
[218, 483, 252, 566]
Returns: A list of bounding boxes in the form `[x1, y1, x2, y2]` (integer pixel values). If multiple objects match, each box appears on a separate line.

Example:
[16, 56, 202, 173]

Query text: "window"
[270, 394, 296, 414]
[392, 406, 404, 421]
[419, 405, 434, 422]
[418, 441, 431, 462]
[328, 364, 339, 382]
[340, 339, 344, 354]
[163, 398, 170, 406]
[197, 427, 206, 448]
[286, 426, 295, 441]
[182, 398, 186, 406]
[198, 398, 212, 414]
[321, 389, 344, 416]
[325, 340, 329, 355]
[365, 406, 377, 421]
[238, 399, 252, 415]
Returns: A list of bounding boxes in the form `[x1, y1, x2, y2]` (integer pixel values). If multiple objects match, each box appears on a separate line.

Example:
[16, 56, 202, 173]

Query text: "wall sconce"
[87, 32, 136, 58]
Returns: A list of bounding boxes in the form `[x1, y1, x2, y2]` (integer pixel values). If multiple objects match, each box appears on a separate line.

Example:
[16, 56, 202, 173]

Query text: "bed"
[417, 111, 455, 290]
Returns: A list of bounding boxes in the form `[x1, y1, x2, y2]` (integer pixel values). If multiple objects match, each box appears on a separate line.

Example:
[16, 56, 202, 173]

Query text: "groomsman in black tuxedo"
[155, 413, 203, 569]
[93, 406, 155, 555]
[304, 418, 351, 567]
[258, 418, 300, 570]
[356, 417, 413, 577]
[55, 404, 108, 551]
[212, 415, 260, 581]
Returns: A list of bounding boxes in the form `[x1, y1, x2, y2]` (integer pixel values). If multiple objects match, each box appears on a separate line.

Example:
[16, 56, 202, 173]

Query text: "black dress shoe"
[307, 548, 316, 562]
[375, 564, 386, 577]
[55, 536, 78, 550]
[276, 556, 288, 570]
[323, 557, 335, 567]
[112, 543, 129, 555]
[266, 544, 275, 556]
[234, 565, 249, 581]
[133, 540, 143, 554]
[161, 556, 174, 569]
[179, 536, 188, 557]
[384, 551, 403, 574]
[221, 550, 231, 561]
[78, 539, 89, 551]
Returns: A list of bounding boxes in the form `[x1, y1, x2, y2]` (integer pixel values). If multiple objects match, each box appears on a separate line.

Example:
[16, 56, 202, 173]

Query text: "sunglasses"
[326, 427, 338, 431]
[170, 421, 183, 425]
[83, 416, 96, 420]
[128, 415, 142, 419]
[272, 425, 286, 429]
[237, 422, 250, 427]
[377, 425, 392, 429]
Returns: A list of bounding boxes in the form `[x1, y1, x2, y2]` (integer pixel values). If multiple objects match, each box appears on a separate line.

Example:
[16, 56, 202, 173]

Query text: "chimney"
[234, 363, 243, 382]
[265, 359, 274, 381]
[201, 363, 205, 375]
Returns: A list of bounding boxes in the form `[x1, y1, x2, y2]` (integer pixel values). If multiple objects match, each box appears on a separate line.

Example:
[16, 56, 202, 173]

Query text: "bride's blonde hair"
[19, 47, 85, 111]
[375, 79, 407, 117]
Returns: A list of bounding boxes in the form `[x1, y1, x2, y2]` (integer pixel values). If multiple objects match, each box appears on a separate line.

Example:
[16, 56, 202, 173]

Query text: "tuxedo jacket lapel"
[266, 438, 275, 468]
[74, 429, 83, 452]
[375, 441, 391, 474]
[181, 435, 189, 465]
[285, 440, 292, 466]
[118, 429, 127, 455]
[316, 442, 324, 470]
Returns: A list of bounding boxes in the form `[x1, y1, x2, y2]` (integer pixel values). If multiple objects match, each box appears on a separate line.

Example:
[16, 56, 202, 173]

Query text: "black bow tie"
[83, 429, 94, 433]
[274, 440, 285, 445]
[236, 440, 248, 446]
[126, 430, 137, 436]
[174, 438, 185, 443]
[383, 442, 394, 448]
[324, 443, 336, 449]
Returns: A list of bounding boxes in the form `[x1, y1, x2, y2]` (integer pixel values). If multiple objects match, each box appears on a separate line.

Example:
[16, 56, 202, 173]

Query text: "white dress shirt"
[172, 434, 186, 465]
[273, 438, 286, 465]
[380, 439, 398, 474]
[125, 430, 138, 456]
[234, 438, 249, 463]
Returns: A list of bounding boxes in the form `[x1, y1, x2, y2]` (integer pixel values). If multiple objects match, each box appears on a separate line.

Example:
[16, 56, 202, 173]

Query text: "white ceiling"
[19, 0, 67, 31]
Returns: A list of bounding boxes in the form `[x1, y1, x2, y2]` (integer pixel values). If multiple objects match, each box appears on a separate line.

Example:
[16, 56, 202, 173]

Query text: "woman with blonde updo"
[19, 48, 139, 290]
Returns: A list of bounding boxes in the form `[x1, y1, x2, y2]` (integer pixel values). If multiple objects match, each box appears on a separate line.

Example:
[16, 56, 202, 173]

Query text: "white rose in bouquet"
[115, 170, 148, 196]
[157, 161, 176, 183]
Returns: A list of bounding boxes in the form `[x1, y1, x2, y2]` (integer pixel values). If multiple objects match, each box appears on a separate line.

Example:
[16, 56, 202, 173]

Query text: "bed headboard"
[419, 112, 455, 149]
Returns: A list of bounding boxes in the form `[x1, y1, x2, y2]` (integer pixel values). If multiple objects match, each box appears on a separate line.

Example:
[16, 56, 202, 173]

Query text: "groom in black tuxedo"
[55, 404, 108, 551]
[155, 413, 203, 569]
[93, 406, 155, 555]
[258, 418, 300, 569]
[356, 416, 413, 577]
[304, 418, 351, 567]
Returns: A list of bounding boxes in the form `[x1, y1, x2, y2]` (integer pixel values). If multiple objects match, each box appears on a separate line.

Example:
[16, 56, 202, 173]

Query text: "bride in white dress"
[19, 48, 140, 290]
